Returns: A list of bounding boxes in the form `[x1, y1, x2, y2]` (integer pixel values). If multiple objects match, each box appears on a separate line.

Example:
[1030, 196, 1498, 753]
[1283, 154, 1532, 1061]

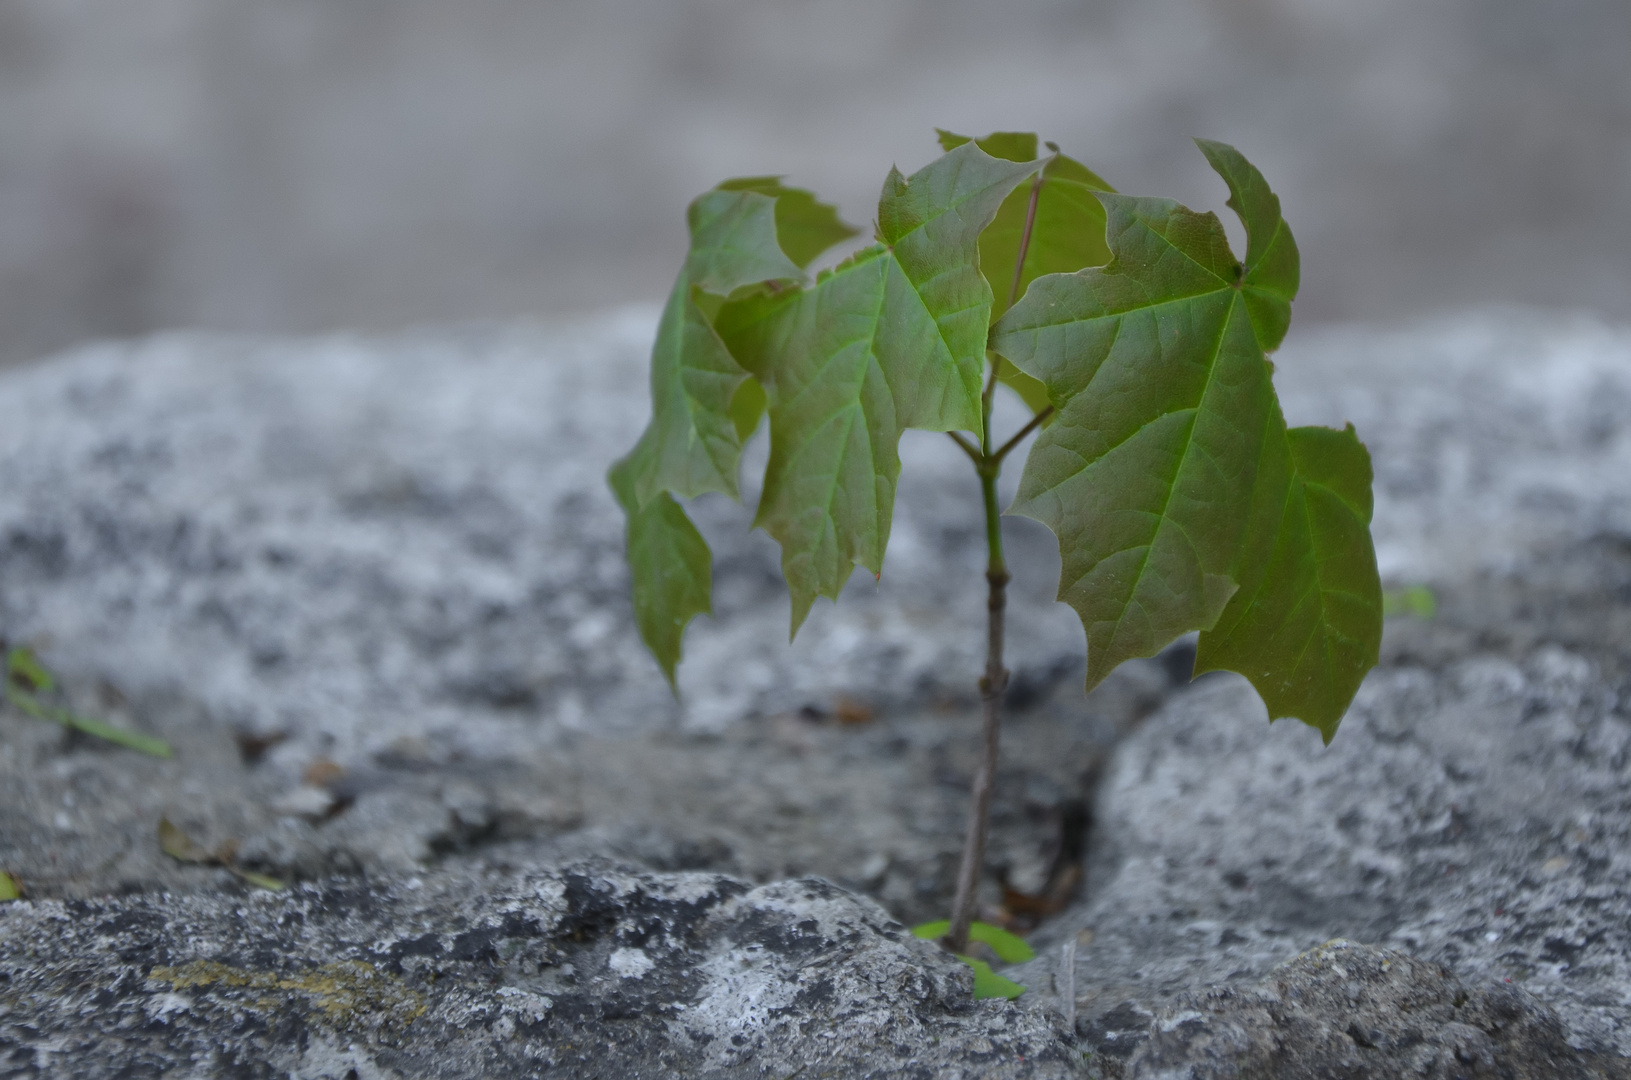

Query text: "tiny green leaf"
[716, 142, 1040, 632]
[965, 957, 1027, 999]
[910, 919, 1034, 962]
[0, 871, 18, 902]
[7, 645, 54, 694]
[910, 920, 1030, 999]
[967, 921, 1035, 963]
[59, 709, 174, 758]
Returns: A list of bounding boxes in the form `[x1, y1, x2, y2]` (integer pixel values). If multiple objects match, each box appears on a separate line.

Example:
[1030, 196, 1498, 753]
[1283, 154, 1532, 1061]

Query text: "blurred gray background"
[1, 0, 1627, 367]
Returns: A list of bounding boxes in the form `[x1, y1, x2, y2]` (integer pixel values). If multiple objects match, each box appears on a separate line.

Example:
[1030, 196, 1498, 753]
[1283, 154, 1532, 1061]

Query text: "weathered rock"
[1013, 536, 1631, 1073]
[6, 309, 1631, 1077]
[0, 311, 1166, 917]
[0, 862, 1077, 1078]
[1122, 940, 1623, 1079]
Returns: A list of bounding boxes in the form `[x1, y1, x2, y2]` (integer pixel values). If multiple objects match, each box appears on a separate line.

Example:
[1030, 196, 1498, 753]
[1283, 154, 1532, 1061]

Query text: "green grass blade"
[61, 710, 174, 758]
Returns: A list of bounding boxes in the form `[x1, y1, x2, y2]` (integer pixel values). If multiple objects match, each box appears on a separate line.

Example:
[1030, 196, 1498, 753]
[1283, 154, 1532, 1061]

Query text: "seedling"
[610, 132, 1382, 984]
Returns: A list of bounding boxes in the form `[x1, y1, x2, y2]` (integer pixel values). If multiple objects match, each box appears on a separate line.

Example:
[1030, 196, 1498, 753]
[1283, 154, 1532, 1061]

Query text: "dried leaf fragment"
[159, 817, 285, 891]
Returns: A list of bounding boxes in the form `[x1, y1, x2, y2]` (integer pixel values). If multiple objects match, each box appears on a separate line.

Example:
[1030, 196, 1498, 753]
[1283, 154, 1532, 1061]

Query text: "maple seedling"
[609, 132, 1382, 978]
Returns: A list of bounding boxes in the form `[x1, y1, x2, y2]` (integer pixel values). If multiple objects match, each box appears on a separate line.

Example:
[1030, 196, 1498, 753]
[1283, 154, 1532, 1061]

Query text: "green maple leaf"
[715, 176, 860, 270]
[991, 140, 1380, 733]
[716, 142, 1041, 632]
[1194, 424, 1381, 740]
[621, 183, 848, 508]
[1185, 141, 1379, 738]
[611, 180, 856, 684]
[936, 130, 1114, 319]
[607, 469, 713, 687]
[938, 130, 1115, 415]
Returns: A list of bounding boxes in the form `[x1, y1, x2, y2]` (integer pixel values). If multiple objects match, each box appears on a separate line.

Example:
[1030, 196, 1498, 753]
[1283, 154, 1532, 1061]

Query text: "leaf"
[909, 918, 1034, 962]
[991, 140, 1380, 736]
[1383, 585, 1436, 619]
[716, 142, 1040, 632]
[0, 871, 18, 902]
[968, 920, 1035, 963]
[990, 191, 1274, 689]
[1194, 424, 1382, 741]
[939, 130, 1115, 416]
[965, 957, 1027, 999]
[159, 816, 213, 864]
[622, 187, 803, 509]
[7, 645, 54, 694]
[60, 709, 174, 758]
[607, 462, 712, 687]
[612, 180, 856, 682]
[1194, 139, 1299, 352]
[715, 176, 860, 269]
[229, 867, 287, 892]
[159, 817, 284, 890]
[909, 921, 1030, 999]
[936, 130, 1114, 319]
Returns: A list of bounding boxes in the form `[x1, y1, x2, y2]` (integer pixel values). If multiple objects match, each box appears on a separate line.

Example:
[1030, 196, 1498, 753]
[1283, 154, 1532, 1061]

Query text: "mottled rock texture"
[0, 863, 1076, 1078]
[1123, 940, 1626, 1079]
[5, 309, 1631, 1077]
[1017, 537, 1631, 1070]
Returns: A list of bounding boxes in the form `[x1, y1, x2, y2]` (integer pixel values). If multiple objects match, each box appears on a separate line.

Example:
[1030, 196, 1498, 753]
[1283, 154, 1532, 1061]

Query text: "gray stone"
[1122, 940, 1623, 1079]
[1010, 537, 1631, 1074]
[0, 862, 1077, 1078]
[6, 309, 1631, 1076]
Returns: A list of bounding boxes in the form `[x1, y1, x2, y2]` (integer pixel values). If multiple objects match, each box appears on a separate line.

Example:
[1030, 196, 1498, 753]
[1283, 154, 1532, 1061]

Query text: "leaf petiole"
[991, 406, 1054, 465]
[946, 431, 983, 465]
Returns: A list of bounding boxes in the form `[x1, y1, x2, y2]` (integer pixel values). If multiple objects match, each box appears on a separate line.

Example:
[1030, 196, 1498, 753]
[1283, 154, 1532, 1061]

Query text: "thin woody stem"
[946, 466, 1009, 953]
[944, 158, 1050, 955]
[946, 370, 1010, 954]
